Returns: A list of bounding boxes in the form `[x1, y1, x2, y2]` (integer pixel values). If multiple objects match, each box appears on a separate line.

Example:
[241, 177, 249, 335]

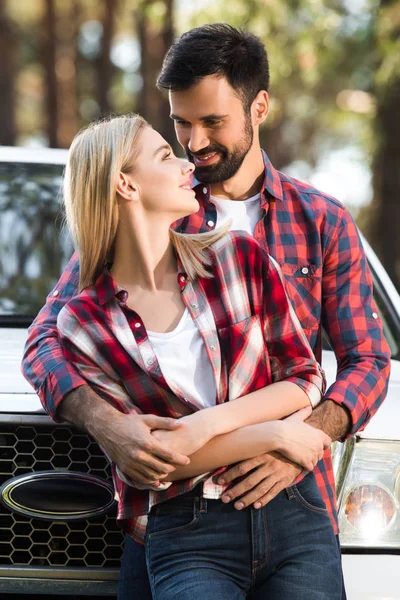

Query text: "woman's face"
[129, 126, 198, 221]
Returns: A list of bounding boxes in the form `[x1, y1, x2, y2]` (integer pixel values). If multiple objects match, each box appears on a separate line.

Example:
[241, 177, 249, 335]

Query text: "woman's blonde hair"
[63, 113, 228, 291]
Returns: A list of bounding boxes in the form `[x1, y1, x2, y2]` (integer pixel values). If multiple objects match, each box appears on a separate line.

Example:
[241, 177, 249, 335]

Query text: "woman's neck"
[110, 213, 177, 292]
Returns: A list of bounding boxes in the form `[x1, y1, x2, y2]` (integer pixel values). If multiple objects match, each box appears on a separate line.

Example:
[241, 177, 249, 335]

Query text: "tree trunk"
[0, 0, 16, 145]
[136, 0, 176, 150]
[41, 0, 58, 147]
[370, 0, 400, 290]
[56, 0, 80, 148]
[97, 0, 115, 115]
[373, 79, 400, 290]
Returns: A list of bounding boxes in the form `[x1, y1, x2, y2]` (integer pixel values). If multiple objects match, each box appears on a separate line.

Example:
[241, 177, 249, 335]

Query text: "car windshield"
[0, 161, 73, 323]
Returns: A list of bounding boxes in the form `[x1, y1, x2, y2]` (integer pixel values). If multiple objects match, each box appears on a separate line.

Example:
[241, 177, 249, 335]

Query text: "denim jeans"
[118, 473, 346, 600]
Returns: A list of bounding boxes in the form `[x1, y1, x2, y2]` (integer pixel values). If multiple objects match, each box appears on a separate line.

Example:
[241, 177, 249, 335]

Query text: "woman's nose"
[182, 160, 195, 174]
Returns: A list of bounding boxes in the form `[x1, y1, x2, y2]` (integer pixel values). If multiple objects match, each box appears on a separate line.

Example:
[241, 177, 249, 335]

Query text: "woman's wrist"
[181, 409, 219, 441]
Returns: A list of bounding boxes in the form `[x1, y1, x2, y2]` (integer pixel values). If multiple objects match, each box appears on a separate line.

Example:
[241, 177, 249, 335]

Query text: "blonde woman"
[56, 114, 342, 599]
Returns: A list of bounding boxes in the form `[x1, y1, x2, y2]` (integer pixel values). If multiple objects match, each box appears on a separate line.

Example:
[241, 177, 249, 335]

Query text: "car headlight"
[337, 439, 400, 548]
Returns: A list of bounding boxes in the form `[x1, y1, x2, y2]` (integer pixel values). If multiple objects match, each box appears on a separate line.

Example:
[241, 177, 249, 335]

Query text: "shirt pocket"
[217, 315, 270, 400]
[278, 263, 322, 332]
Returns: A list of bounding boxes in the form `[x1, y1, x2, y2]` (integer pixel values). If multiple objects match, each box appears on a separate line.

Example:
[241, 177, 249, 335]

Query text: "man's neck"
[209, 146, 264, 201]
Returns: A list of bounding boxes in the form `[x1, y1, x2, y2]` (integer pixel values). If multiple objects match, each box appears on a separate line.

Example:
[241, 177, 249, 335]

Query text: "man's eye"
[175, 120, 188, 126]
[206, 120, 221, 127]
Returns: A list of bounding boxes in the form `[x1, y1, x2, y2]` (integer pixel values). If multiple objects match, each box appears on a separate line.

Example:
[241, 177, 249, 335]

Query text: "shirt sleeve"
[321, 207, 391, 440]
[21, 252, 87, 420]
[261, 251, 326, 406]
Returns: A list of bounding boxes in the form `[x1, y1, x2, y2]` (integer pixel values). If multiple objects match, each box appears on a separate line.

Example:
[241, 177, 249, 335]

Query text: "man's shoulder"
[278, 170, 346, 215]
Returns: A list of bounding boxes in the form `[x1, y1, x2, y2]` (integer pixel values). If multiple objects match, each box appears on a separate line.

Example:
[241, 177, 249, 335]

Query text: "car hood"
[1, 329, 399, 439]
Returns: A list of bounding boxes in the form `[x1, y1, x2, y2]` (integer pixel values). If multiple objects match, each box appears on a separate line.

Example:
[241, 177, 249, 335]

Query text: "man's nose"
[188, 126, 209, 154]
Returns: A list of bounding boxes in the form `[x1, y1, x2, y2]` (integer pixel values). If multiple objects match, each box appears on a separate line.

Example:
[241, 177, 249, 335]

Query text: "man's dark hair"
[157, 23, 269, 111]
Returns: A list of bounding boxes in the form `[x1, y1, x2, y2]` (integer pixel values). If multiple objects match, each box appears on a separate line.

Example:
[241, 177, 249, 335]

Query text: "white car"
[0, 146, 399, 598]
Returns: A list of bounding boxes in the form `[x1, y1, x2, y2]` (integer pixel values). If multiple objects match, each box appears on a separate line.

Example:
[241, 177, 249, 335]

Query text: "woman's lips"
[193, 152, 219, 167]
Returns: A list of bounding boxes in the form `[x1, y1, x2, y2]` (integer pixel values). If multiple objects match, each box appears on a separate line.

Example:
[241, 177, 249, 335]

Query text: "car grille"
[0, 422, 124, 568]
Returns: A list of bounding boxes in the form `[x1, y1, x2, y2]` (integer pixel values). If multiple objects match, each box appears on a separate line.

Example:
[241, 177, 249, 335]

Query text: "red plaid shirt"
[57, 232, 325, 542]
[22, 151, 391, 536]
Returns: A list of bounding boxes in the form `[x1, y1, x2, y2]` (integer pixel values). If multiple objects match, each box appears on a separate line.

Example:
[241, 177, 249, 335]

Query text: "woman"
[57, 114, 342, 599]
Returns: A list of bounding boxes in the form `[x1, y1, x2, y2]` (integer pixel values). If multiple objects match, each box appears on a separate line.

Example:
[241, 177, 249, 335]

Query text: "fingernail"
[235, 502, 244, 510]
[218, 478, 225, 484]
[254, 502, 261, 509]
[221, 495, 230, 503]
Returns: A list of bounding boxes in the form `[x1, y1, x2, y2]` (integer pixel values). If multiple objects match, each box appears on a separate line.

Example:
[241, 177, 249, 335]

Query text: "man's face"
[169, 75, 254, 184]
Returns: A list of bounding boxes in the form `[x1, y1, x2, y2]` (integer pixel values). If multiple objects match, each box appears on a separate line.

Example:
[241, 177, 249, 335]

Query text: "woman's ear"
[117, 172, 139, 202]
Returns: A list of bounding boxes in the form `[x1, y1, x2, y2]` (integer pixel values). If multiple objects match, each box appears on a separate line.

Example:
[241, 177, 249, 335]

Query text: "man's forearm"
[58, 384, 120, 438]
[306, 399, 350, 441]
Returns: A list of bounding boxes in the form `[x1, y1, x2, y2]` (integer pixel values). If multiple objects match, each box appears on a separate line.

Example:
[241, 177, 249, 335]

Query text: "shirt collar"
[94, 260, 188, 307]
[95, 269, 125, 306]
[193, 150, 283, 207]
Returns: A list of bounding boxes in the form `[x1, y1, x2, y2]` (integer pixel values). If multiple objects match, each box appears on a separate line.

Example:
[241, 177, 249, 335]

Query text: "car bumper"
[342, 554, 400, 600]
[0, 566, 119, 596]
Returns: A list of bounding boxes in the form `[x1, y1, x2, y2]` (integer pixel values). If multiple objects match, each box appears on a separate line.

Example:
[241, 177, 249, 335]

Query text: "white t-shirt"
[148, 195, 263, 412]
[210, 193, 262, 235]
[148, 308, 216, 409]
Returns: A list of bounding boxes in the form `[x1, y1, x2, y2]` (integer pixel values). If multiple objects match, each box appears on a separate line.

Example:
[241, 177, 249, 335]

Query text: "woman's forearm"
[167, 421, 280, 481]
[184, 380, 313, 441]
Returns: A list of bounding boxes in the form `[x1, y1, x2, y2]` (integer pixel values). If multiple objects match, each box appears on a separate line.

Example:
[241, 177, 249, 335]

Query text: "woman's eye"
[163, 152, 172, 160]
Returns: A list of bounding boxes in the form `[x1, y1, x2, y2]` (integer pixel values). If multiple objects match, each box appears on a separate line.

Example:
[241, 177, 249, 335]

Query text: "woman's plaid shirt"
[22, 151, 391, 536]
[57, 232, 325, 542]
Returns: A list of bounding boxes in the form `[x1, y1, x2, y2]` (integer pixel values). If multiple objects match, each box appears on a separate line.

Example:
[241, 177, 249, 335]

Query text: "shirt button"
[301, 267, 309, 275]
[147, 358, 154, 366]
[207, 220, 214, 227]
[191, 303, 198, 309]
[134, 322, 141, 328]
[210, 345, 216, 351]
[203, 187, 207, 194]
[372, 312, 378, 319]
[179, 275, 186, 283]
[53, 290, 59, 297]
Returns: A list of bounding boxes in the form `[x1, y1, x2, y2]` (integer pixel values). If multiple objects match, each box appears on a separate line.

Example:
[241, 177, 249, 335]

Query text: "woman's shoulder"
[210, 229, 259, 252]
[210, 230, 269, 266]
[57, 285, 98, 329]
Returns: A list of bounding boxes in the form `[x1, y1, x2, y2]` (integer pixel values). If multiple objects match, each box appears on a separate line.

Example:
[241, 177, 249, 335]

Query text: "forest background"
[1, 0, 399, 289]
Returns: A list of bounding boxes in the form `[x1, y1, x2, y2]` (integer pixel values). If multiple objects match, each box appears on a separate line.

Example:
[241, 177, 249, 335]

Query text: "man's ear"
[116, 171, 139, 202]
[252, 90, 269, 126]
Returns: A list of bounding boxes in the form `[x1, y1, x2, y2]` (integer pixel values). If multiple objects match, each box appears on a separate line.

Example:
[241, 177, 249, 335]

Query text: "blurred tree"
[56, 0, 80, 148]
[41, 0, 58, 147]
[0, 0, 16, 145]
[370, 0, 400, 288]
[136, 0, 177, 149]
[96, 0, 116, 115]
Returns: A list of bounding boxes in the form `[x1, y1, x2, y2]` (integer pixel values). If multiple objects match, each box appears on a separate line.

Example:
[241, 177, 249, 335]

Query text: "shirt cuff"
[38, 363, 88, 422]
[115, 466, 172, 491]
[286, 377, 323, 408]
[324, 381, 369, 441]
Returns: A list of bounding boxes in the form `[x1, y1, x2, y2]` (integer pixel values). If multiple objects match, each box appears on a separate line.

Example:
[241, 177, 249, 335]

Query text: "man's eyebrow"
[153, 143, 171, 157]
[170, 114, 228, 122]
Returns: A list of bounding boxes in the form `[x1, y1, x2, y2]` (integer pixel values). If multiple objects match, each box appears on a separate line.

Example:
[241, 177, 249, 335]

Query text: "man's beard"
[185, 117, 254, 184]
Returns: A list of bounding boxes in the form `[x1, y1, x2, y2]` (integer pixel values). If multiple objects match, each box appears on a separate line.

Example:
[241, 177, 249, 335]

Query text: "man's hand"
[94, 412, 190, 486]
[217, 451, 302, 510]
[217, 399, 349, 510]
[152, 411, 214, 457]
[59, 386, 190, 486]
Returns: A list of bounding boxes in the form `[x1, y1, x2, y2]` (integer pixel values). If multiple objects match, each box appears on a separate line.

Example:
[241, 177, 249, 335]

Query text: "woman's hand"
[152, 411, 215, 457]
[274, 407, 332, 471]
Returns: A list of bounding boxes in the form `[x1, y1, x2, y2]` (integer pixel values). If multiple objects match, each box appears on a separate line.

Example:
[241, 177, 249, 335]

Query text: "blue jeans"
[118, 473, 346, 599]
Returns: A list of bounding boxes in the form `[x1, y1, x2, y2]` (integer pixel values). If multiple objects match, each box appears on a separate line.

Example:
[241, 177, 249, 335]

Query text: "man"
[22, 23, 390, 599]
